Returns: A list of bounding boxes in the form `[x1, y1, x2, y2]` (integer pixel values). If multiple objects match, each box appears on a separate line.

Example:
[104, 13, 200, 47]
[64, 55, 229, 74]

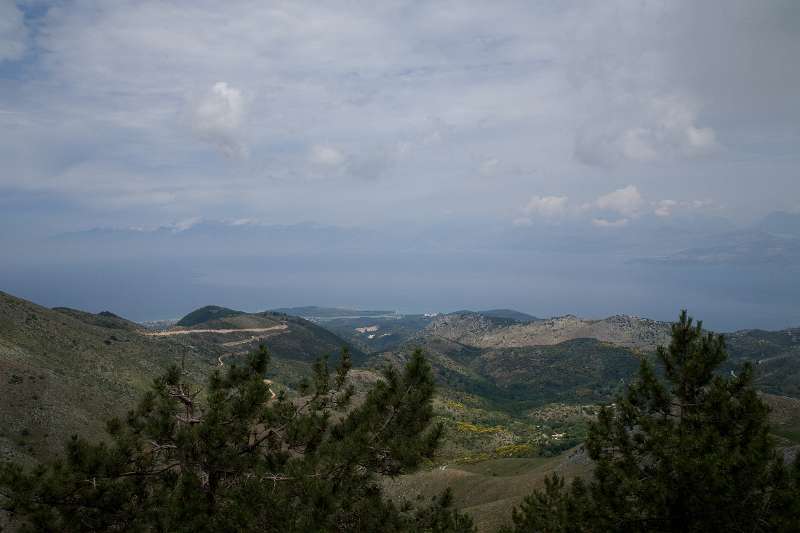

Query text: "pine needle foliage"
[0, 346, 474, 533]
[504, 310, 800, 533]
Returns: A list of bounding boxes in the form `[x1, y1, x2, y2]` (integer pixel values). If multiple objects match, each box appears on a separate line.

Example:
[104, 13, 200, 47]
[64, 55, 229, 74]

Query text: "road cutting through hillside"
[144, 325, 289, 337]
[142, 325, 286, 400]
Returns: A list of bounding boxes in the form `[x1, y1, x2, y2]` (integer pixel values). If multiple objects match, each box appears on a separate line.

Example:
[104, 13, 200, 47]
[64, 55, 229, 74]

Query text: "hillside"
[175, 305, 245, 327]
[316, 314, 434, 353]
[726, 327, 800, 397]
[52, 307, 144, 331]
[173, 306, 365, 364]
[425, 313, 671, 351]
[379, 335, 639, 412]
[0, 295, 368, 466]
[384, 449, 592, 532]
[0, 292, 214, 465]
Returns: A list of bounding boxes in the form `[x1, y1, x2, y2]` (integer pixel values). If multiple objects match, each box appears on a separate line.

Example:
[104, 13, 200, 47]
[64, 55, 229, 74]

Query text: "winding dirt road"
[143, 325, 286, 400]
[144, 325, 288, 337]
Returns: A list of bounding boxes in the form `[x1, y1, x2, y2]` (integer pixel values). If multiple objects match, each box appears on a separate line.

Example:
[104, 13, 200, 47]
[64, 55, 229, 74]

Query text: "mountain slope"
[173, 306, 365, 363]
[726, 328, 800, 397]
[52, 307, 144, 331]
[425, 313, 671, 351]
[315, 314, 434, 354]
[0, 291, 213, 464]
[175, 305, 245, 327]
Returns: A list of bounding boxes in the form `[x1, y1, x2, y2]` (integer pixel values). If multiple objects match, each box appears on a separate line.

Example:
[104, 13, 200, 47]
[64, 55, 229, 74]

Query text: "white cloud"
[592, 217, 629, 228]
[691, 199, 713, 209]
[652, 198, 715, 217]
[0, 1, 795, 226]
[190, 82, 246, 158]
[523, 195, 568, 218]
[686, 125, 716, 151]
[171, 217, 202, 232]
[654, 200, 678, 217]
[479, 157, 500, 177]
[594, 185, 642, 217]
[576, 96, 718, 166]
[0, 1, 27, 62]
[309, 144, 346, 168]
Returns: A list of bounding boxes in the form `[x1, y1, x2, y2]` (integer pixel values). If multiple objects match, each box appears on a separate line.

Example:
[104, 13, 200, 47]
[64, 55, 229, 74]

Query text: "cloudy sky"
[1, 1, 799, 328]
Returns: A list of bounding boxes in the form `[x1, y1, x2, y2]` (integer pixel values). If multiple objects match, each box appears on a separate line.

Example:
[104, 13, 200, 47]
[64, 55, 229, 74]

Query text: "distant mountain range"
[641, 211, 800, 266]
[51, 211, 800, 269]
[270, 306, 398, 320]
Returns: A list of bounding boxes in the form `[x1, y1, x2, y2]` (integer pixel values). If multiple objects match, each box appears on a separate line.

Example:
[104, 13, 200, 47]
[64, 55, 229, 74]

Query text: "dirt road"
[144, 325, 288, 337]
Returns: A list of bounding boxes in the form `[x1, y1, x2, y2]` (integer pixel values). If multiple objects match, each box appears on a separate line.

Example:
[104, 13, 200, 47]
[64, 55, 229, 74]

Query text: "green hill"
[52, 307, 144, 331]
[384, 450, 591, 532]
[725, 327, 800, 397]
[258, 312, 368, 363]
[0, 291, 214, 465]
[317, 314, 434, 353]
[172, 305, 365, 364]
[175, 305, 245, 327]
[0, 295, 367, 467]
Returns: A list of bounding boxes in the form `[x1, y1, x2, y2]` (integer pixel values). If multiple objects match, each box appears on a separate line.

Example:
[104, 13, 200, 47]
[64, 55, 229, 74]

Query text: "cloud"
[652, 198, 715, 217]
[0, 1, 796, 230]
[190, 82, 246, 158]
[575, 96, 718, 166]
[479, 157, 500, 177]
[0, 1, 27, 62]
[308, 143, 402, 181]
[594, 185, 643, 217]
[518, 186, 716, 228]
[171, 217, 203, 232]
[592, 217, 629, 228]
[654, 200, 678, 217]
[310, 144, 346, 168]
[523, 195, 568, 218]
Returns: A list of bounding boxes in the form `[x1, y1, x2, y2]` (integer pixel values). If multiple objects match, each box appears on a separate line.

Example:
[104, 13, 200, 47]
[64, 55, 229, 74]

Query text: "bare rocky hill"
[425, 312, 672, 351]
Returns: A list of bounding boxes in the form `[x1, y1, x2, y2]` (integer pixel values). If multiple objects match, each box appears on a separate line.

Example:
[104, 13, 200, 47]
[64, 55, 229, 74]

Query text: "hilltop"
[478, 309, 540, 323]
[175, 305, 245, 327]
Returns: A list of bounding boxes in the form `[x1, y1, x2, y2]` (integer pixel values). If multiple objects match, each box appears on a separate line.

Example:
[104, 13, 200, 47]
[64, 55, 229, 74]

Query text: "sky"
[1, 1, 799, 329]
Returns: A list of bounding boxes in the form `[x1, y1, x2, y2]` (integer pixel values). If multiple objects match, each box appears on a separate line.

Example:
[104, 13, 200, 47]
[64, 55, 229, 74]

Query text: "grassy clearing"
[385, 446, 591, 532]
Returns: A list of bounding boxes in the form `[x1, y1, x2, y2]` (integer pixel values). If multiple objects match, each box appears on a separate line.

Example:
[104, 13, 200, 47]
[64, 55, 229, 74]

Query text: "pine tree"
[505, 310, 800, 533]
[0, 346, 475, 532]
